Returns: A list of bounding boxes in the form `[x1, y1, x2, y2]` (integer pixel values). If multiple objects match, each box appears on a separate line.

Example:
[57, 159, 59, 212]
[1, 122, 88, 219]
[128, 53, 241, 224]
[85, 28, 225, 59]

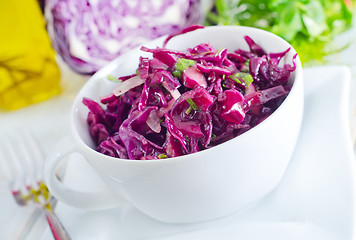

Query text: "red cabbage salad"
[83, 32, 297, 160]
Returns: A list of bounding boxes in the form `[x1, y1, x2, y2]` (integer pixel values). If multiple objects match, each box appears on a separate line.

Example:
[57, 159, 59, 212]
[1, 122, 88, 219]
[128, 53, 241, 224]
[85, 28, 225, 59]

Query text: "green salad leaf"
[206, 0, 355, 64]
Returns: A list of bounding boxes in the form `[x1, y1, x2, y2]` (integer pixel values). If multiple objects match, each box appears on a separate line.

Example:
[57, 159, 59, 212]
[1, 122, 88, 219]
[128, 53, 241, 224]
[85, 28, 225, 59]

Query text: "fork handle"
[43, 208, 71, 240]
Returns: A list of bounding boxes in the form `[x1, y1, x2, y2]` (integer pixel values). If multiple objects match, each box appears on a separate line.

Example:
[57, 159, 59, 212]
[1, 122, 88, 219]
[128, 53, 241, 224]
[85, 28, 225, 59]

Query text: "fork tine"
[16, 133, 37, 188]
[21, 129, 45, 184]
[1, 133, 29, 205]
[0, 142, 15, 189]
[16, 131, 40, 189]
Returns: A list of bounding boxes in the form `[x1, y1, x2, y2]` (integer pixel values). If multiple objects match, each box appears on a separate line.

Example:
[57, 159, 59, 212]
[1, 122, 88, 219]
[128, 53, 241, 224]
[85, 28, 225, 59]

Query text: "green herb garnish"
[158, 153, 168, 159]
[214, 47, 225, 57]
[172, 58, 196, 78]
[107, 74, 121, 82]
[230, 72, 254, 87]
[186, 98, 199, 111]
[185, 106, 193, 115]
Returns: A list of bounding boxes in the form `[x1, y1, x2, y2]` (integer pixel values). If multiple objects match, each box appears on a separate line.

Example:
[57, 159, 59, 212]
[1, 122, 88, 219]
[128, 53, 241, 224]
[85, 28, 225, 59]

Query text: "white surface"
[31, 66, 355, 239]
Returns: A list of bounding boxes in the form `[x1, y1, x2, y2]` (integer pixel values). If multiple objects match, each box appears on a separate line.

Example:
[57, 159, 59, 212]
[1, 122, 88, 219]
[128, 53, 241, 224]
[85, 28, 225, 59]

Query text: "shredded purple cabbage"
[83, 31, 297, 160]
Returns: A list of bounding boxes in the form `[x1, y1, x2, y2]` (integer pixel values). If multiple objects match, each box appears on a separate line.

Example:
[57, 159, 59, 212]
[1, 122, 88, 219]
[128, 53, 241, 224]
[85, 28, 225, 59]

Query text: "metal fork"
[0, 130, 71, 240]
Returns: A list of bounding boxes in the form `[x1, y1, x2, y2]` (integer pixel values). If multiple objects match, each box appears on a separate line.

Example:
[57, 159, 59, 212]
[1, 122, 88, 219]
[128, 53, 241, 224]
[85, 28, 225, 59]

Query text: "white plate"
[37, 66, 356, 240]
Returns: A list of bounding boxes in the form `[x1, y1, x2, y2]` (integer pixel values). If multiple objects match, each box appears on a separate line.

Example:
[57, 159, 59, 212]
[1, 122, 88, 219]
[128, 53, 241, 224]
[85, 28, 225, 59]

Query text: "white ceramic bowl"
[45, 26, 303, 223]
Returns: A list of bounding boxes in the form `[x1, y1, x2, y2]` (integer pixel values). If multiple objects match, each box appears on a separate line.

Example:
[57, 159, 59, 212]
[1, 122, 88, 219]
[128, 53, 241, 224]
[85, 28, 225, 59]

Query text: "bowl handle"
[44, 136, 123, 210]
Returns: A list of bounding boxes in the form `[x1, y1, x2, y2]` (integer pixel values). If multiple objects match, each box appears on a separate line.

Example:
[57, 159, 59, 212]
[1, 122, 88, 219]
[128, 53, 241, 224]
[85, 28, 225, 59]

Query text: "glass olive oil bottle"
[0, 0, 61, 111]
